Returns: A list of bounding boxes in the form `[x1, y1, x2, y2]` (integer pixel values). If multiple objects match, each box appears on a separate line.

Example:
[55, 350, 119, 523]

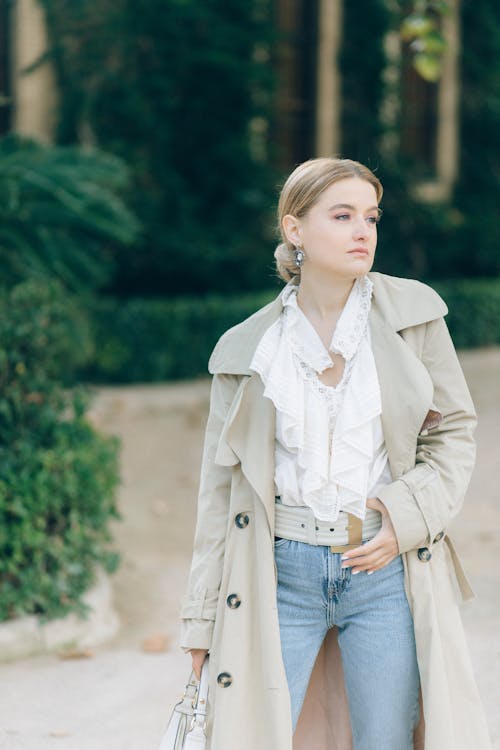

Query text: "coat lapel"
[222, 373, 276, 528]
[368, 303, 434, 480]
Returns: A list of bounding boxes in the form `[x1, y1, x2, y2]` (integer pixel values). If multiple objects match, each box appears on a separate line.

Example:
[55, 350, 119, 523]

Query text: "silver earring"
[294, 246, 304, 268]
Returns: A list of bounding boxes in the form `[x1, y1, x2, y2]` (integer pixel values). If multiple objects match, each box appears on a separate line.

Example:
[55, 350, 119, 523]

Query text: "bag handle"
[190, 655, 209, 730]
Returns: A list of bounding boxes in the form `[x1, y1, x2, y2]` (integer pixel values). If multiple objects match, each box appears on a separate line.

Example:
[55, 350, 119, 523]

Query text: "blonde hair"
[274, 157, 383, 284]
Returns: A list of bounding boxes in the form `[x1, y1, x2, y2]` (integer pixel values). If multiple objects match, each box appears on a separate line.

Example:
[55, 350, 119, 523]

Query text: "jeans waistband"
[274, 495, 382, 548]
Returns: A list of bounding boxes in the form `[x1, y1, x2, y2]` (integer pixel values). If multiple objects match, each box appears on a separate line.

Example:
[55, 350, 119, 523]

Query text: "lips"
[348, 248, 369, 255]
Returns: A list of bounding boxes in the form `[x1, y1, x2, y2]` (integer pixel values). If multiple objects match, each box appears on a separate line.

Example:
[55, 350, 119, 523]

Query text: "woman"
[178, 158, 492, 749]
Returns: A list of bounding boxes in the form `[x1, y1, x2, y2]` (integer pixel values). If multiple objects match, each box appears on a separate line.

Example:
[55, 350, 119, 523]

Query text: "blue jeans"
[274, 538, 421, 749]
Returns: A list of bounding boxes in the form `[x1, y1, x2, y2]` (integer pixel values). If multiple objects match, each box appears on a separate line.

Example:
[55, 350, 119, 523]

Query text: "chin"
[353, 258, 374, 272]
[350, 262, 372, 274]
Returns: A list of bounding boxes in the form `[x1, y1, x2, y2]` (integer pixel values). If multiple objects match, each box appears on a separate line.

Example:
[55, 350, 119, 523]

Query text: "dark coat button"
[217, 672, 232, 687]
[226, 593, 241, 609]
[433, 531, 444, 543]
[235, 513, 249, 528]
[418, 547, 432, 562]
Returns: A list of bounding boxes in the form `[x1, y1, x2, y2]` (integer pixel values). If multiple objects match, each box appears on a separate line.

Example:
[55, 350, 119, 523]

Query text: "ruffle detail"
[281, 274, 373, 364]
[249, 275, 386, 523]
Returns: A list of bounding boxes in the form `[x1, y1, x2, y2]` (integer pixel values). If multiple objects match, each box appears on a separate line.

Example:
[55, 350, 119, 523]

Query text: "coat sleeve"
[376, 315, 477, 554]
[178, 372, 240, 653]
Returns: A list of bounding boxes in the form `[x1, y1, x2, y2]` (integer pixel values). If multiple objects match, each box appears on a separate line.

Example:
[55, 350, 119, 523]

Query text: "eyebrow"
[328, 203, 381, 213]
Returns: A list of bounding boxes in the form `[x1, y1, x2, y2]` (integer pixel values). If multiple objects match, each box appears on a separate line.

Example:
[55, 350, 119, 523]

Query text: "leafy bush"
[340, 0, 500, 282]
[38, 0, 279, 296]
[434, 278, 500, 347]
[32, 0, 500, 295]
[84, 289, 278, 382]
[452, 0, 500, 279]
[0, 280, 120, 622]
[83, 277, 500, 383]
[0, 134, 139, 292]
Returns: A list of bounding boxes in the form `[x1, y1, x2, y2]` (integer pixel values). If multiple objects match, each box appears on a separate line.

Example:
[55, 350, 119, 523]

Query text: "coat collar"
[210, 272, 444, 534]
[208, 272, 448, 375]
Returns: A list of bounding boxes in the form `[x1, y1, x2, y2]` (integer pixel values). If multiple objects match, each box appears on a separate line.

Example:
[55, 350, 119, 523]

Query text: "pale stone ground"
[0, 348, 499, 749]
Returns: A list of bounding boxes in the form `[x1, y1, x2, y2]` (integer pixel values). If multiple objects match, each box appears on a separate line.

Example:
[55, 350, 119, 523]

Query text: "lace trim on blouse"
[249, 275, 383, 522]
[281, 277, 372, 430]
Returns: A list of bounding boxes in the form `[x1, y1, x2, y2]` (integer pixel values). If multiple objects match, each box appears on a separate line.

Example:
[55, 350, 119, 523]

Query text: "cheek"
[318, 221, 346, 239]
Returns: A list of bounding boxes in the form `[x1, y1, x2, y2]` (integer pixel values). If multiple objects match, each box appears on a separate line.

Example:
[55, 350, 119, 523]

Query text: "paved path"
[1, 349, 499, 749]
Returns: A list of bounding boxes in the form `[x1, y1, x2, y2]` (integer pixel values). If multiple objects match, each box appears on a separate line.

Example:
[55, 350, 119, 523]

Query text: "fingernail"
[367, 571, 374, 575]
[352, 570, 360, 575]
[341, 556, 349, 561]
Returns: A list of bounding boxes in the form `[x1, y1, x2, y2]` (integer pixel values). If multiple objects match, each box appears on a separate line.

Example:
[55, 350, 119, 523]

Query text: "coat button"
[433, 531, 444, 543]
[235, 513, 249, 529]
[418, 547, 432, 562]
[217, 672, 232, 687]
[226, 593, 241, 609]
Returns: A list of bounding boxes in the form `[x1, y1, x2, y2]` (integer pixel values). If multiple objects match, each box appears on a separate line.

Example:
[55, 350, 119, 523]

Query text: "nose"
[352, 215, 369, 240]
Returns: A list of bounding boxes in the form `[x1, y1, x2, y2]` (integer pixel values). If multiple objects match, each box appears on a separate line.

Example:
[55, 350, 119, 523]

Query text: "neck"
[296, 270, 360, 320]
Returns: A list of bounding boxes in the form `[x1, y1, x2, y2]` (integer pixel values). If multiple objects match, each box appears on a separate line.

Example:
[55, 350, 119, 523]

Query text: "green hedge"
[84, 290, 277, 383]
[83, 278, 500, 384]
[0, 280, 120, 622]
[433, 279, 500, 348]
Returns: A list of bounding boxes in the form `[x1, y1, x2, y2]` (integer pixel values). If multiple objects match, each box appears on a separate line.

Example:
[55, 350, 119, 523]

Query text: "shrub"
[38, 0, 279, 296]
[84, 289, 277, 383]
[434, 278, 500, 348]
[0, 134, 139, 292]
[0, 280, 120, 622]
[83, 277, 500, 384]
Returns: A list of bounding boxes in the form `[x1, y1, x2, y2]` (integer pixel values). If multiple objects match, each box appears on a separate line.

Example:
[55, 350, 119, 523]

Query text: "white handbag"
[158, 655, 209, 750]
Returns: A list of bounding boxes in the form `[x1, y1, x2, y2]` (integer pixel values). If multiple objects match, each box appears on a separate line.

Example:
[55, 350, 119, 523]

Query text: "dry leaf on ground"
[58, 648, 94, 660]
[141, 632, 170, 653]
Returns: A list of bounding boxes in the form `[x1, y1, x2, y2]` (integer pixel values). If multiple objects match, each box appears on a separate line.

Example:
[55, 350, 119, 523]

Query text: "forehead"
[317, 177, 378, 206]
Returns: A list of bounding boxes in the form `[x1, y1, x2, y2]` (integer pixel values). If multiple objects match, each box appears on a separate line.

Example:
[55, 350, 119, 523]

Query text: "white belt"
[274, 496, 382, 551]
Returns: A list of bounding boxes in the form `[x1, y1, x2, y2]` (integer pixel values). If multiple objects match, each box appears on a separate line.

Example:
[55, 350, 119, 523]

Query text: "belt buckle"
[329, 513, 363, 553]
[329, 542, 356, 553]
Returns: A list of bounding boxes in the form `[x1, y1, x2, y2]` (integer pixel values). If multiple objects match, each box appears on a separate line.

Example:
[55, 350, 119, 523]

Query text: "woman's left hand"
[340, 497, 399, 575]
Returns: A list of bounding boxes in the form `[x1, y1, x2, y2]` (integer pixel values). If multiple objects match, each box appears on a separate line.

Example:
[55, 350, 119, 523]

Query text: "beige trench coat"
[179, 271, 492, 749]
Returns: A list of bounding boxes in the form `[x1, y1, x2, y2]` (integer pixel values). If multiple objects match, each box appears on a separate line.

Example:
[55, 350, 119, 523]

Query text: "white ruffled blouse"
[249, 275, 393, 523]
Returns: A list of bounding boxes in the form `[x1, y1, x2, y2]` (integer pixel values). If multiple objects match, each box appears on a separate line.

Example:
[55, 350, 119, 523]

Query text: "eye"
[334, 214, 350, 221]
[367, 216, 380, 225]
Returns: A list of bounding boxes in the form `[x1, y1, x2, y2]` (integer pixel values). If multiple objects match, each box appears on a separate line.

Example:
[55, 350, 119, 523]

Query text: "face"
[283, 177, 380, 280]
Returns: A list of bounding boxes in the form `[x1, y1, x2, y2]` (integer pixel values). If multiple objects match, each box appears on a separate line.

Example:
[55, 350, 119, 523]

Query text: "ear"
[282, 214, 302, 247]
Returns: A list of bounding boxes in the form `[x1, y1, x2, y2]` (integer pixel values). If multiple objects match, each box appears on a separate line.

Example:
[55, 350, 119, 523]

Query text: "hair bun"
[274, 242, 301, 284]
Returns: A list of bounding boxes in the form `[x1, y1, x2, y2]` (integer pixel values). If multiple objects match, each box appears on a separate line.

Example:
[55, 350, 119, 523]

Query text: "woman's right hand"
[190, 648, 209, 680]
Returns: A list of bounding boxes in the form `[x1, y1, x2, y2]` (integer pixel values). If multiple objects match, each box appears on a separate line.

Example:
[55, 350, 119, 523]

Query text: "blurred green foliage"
[84, 289, 276, 382]
[38, 0, 280, 296]
[34, 0, 500, 295]
[453, 0, 500, 278]
[434, 278, 500, 347]
[0, 134, 139, 292]
[340, 0, 389, 167]
[401, 1, 452, 82]
[341, 0, 500, 282]
[82, 278, 500, 383]
[0, 280, 120, 622]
